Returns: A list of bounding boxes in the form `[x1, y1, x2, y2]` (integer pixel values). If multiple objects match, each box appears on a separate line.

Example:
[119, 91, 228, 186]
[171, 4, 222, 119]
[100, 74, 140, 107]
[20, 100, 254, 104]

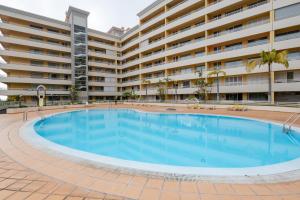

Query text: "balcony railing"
[208, 19, 269, 39]
[0, 75, 71, 81]
[143, 50, 165, 58]
[3, 48, 71, 59]
[143, 62, 165, 69]
[168, 6, 205, 23]
[89, 39, 115, 47]
[167, 37, 204, 50]
[3, 88, 69, 91]
[209, 0, 268, 22]
[1, 62, 71, 70]
[275, 79, 300, 83]
[288, 52, 300, 61]
[275, 31, 300, 42]
[1, 35, 71, 48]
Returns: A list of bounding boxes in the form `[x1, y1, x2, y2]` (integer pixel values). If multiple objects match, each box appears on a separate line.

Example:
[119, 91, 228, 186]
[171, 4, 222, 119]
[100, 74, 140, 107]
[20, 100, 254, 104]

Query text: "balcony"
[88, 70, 117, 77]
[0, 35, 71, 53]
[88, 80, 117, 87]
[89, 91, 121, 96]
[274, 79, 300, 92]
[274, 31, 300, 50]
[210, 81, 269, 93]
[0, 22, 70, 42]
[0, 63, 71, 74]
[0, 88, 70, 96]
[88, 61, 117, 69]
[0, 49, 71, 63]
[209, 0, 269, 23]
[0, 75, 72, 85]
[88, 50, 118, 60]
[208, 19, 269, 39]
[122, 78, 141, 86]
[168, 71, 199, 81]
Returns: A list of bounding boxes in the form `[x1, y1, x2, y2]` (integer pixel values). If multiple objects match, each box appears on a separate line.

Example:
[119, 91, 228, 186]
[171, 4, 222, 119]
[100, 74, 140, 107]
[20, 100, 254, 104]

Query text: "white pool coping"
[20, 108, 300, 179]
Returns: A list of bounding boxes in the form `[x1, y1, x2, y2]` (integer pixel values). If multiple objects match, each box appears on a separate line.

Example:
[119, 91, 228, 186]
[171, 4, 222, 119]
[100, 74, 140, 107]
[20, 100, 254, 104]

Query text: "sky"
[0, 0, 155, 32]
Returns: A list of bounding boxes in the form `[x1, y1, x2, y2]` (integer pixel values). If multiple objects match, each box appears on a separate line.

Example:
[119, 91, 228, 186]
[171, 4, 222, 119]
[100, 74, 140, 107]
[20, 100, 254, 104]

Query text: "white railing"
[276, 31, 300, 42]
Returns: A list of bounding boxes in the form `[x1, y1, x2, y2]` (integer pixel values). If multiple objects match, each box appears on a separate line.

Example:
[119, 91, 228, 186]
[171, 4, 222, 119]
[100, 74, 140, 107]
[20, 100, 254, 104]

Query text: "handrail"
[283, 113, 300, 133]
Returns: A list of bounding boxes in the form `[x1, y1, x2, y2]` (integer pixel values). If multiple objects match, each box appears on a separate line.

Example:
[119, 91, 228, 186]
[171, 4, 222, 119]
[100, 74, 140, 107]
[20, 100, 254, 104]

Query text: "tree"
[122, 91, 132, 100]
[173, 80, 179, 101]
[163, 77, 172, 100]
[69, 86, 78, 104]
[122, 90, 138, 100]
[246, 49, 289, 103]
[142, 79, 151, 100]
[208, 70, 226, 102]
[195, 79, 211, 102]
[157, 80, 166, 102]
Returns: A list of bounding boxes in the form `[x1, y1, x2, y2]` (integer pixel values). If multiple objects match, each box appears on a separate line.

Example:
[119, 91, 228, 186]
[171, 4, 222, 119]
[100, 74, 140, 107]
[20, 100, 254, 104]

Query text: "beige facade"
[0, 0, 300, 103]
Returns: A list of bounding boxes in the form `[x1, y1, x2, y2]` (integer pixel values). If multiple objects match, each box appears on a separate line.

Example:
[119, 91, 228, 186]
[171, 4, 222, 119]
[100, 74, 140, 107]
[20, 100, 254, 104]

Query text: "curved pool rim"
[20, 109, 300, 177]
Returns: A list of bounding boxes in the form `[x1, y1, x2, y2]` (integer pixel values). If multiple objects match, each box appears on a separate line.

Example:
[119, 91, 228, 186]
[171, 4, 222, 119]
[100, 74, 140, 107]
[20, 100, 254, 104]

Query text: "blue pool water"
[34, 109, 300, 168]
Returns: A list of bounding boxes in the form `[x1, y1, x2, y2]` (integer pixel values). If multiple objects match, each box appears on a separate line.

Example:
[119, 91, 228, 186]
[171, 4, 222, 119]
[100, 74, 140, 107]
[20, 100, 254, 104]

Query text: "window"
[31, 60, 43, 66]
[224, 60, 243, 68]
[225, 76, 242, 86]
[225, 42, 242, 51]
[181, 68, 193, 74]
[195, 51, 205, 57]
[248, 37, 268, 47]
[226, 93, 242, 101]
[249, 93, 268, 101]
[212, 14, 221, 21]
[31, 72, 43, 78]
[213, 62, 222, 69]
[288, 51, 300, 61]
[225, 7, 243, 17]
[104, 87, 116, 92]
[287, 72, 294, 82]
[214, 46, 222, 53]
[47, 28, 59, 33]
[196, 65, 205, 73]
[275, 30, 300, 42]
[275, 3, 300, 21]
[182, 81, 190, 88]
[30, 24, 43, 30]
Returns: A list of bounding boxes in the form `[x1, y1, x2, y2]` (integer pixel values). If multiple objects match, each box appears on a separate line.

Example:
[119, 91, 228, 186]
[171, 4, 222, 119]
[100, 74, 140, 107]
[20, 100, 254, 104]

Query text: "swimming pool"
[31, 109, 300, 173]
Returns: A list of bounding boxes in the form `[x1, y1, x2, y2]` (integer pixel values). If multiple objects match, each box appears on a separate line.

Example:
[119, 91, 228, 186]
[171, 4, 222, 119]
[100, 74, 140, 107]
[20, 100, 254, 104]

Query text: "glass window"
[248, 37, 268, 47]
[275, 3, 300, 21]
[224, 60, 243, 68]
[288, 52, 300, 61]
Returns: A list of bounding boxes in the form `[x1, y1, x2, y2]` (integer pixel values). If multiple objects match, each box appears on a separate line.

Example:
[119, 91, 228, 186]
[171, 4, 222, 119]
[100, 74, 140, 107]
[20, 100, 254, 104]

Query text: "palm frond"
[275, 50, 289, 68]
[246, 60, 258, 72]
[208, 70, 226, 77]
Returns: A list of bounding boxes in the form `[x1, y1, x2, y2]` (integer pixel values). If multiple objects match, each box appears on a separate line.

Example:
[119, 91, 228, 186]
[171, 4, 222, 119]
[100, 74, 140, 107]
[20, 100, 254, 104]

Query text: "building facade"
[0, 0, 300, 104]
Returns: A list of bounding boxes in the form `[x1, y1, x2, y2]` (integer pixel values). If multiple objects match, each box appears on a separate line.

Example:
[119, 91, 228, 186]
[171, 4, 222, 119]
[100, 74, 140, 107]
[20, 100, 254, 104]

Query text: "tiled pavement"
[0, 104, 300, 199]
[0, 150, 132, 200]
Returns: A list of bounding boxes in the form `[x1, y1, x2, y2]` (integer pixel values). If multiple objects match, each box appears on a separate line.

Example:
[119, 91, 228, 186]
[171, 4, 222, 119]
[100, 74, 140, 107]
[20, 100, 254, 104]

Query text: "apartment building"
[0, 0, 300, 104]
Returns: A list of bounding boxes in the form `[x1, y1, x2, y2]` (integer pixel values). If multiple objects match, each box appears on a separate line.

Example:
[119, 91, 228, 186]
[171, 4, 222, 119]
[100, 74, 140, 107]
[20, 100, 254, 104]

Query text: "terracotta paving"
[0, 104, 300, 199]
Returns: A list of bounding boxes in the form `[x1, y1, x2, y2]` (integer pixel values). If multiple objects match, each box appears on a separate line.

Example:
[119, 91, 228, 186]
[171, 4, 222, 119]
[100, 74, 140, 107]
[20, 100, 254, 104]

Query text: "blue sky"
[0, 0, 155, 32]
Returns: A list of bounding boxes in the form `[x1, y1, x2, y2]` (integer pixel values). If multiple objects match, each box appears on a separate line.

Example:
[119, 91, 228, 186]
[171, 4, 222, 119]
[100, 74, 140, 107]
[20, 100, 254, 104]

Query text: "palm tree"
[173, 80, 179, 101]
[246, 49, 289, 103]
[163, 77, 172, 100]
[122, 90, 138, 100]
[195, 79, 211, 102]
[142, 79, 151, 100]
[69, 86, 78, 104]
[157, 80, 165, 102]
[208, 70, 226, 102]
